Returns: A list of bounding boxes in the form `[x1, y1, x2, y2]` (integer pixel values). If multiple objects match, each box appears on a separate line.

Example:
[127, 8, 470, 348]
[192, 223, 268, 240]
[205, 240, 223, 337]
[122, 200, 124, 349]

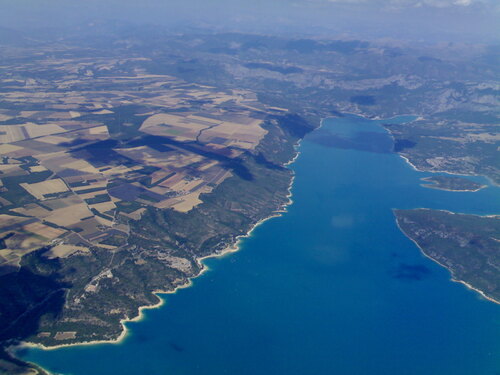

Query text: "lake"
[20, 115, 500, 375]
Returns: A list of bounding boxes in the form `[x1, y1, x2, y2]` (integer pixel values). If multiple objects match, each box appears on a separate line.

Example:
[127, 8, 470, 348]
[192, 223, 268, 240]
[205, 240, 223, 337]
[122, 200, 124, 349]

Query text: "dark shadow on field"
[69, 135, 255, 181]
[68, 113, 317, 182]
[135, 135, 255, 181]
[70, 139, 136, 168]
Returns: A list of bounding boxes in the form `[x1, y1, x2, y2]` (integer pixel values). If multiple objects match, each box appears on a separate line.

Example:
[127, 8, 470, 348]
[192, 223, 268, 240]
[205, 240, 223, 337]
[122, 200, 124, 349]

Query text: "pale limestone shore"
[399, 154, 499, 189]
[14, 145, 300, 360]
[420, 180, 486, 193]
[378, 115, 498, 189]
[12, 114, 413, 354]
[13, 113, 421, 362]
[12, 181, 297, 375]
[394, 215, 499, 305]
[398, 153, 481, 181]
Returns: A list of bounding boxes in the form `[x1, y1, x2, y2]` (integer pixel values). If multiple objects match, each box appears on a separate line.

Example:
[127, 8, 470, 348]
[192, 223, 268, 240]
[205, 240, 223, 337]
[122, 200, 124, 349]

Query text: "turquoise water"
[20, 116, 500, 375]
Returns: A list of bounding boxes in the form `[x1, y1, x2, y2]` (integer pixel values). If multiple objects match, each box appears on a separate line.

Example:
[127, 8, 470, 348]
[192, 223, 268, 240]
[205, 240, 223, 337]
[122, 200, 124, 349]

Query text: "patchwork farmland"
[0, 55, 286, 273]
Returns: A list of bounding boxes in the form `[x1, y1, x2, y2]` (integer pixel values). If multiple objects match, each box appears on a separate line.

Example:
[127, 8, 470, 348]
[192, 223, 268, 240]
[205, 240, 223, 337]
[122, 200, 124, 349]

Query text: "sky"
[0, 0, 498, 43]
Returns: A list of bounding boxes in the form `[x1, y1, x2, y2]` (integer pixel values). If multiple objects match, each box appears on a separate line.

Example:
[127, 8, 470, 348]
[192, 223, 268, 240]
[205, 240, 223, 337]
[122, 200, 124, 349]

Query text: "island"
[420, 176, 486, 192]
[394, 208, 500, 304]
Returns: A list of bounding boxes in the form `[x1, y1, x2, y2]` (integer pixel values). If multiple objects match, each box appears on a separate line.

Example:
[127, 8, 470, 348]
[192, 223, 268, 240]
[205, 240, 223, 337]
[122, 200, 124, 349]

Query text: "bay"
[20, 115, 500, 375]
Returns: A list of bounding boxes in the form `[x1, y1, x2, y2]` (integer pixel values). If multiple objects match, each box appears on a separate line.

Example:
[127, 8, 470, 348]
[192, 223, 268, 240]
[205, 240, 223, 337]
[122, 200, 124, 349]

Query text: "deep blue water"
[20, 116, 500, 375]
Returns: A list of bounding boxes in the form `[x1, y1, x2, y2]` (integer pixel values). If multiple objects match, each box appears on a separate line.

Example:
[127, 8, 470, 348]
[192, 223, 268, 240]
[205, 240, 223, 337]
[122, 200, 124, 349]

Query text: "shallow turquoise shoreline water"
[20, 115, 500, 375]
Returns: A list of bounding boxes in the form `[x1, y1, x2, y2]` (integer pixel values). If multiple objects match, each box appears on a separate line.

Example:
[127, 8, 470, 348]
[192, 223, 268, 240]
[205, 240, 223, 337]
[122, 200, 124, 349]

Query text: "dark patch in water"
[392, 263, 431, 281]
[308, 129, 393, 153]
[133, 333, 150, 343]
[169, 342, 185, 352]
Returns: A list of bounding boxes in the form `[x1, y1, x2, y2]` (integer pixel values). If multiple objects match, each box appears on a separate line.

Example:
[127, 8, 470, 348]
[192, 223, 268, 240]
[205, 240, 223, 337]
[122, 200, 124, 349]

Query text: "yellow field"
[29, 165, 48, 172]
[45, 243, 90, 259]
[61, 159, 100, 174]
[73, 180, 108, 193]
[0, 144, 23, 154]
[119, 207, 146, 220]
[20, 178, 69, 200]
[198, 160, 219, 171]
[0, 164, 23, 174]
[37, 135, 73, 145]
[0, 214, 28, 229]
[198, 119, 267, 150]
[0, 125, 24, 143]
[170, 190, 206, 212]
[45, 202, 93, 226]
[0, 63, 275, 263]
[140, 113, 210, 141]
[23, 222, 66, 240]
[187, 114, 221, 124]
[88, 125, 109, 135]
[92, 109, 114, 115]
[12, 203, 51, 218]
[88, 201, 116, 213]
[170, 178, 205, 193]
[23, 123, 66, 138]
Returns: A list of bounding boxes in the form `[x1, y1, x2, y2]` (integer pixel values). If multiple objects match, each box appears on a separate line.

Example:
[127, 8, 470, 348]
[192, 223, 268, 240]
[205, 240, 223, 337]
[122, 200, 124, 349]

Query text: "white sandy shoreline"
[13, 143, 302, 362]
[13, 113, 499, 374]
[10, 114, 409, 370]
[406, 156, 500, 188]
[388, 137, 498, 189]
[393, 215, 499, 305]
[13, 114, 474, 353]
[11, 160, 299, 375]
[419, 176, 486, 193]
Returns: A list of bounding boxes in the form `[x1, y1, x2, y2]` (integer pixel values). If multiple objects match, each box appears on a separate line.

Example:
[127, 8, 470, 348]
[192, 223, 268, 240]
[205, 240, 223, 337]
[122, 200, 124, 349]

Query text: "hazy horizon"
[0, 0, 499, 43]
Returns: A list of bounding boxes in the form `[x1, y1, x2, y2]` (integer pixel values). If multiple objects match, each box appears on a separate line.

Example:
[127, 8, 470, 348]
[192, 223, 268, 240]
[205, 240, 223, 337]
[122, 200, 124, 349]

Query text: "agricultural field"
[1, 25, 498, 375]
[0, 55, 282, 274]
